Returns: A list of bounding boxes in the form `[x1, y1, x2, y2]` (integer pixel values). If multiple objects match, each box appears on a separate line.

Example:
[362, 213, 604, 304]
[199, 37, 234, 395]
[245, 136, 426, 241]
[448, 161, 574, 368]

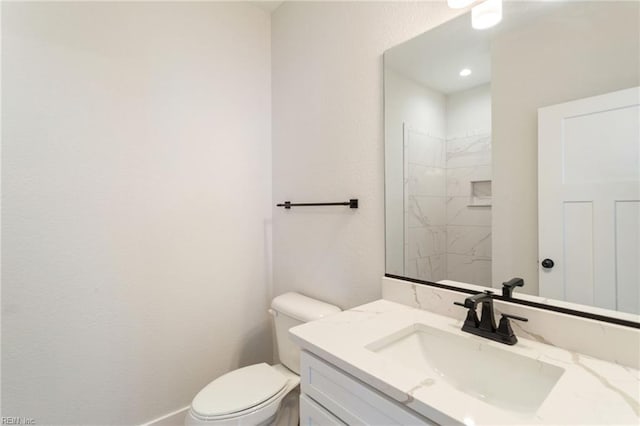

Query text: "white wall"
[491, 1, 640, 295]
[446, 84, 491, 139]
[2, 2, 272, 424]
[272, 2, 461, 309]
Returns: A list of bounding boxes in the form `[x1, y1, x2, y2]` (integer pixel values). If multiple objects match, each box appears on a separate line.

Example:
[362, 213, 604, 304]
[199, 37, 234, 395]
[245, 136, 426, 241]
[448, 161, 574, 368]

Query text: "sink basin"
[366, 323, 565, 413]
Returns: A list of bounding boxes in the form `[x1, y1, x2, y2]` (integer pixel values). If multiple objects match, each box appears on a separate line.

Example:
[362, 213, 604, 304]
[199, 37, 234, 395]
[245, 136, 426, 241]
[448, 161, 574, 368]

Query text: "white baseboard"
[140, 406, 190, 426]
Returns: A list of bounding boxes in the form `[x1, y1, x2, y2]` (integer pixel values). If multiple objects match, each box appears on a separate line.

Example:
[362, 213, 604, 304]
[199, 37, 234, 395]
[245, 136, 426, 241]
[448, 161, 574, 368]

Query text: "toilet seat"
[191, 363, 288, 418]
[187, 364, 300, 425]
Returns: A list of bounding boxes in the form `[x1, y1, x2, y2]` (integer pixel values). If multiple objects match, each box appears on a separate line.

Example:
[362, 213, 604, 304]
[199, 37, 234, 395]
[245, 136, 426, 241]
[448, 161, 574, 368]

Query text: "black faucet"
[454, 290, 528, 345]
[502, 277, 524, 298]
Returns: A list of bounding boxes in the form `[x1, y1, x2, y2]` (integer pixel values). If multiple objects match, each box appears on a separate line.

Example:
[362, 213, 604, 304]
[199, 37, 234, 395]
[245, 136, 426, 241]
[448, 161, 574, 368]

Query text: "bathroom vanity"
[299, 351, 430, 425]
[293, 2, 640, 424]
[290, 291, 640, 425]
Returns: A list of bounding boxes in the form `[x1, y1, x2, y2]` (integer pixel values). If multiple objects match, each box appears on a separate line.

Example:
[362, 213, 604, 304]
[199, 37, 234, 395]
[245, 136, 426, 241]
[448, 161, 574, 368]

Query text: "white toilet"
[185, 292, 341, 426]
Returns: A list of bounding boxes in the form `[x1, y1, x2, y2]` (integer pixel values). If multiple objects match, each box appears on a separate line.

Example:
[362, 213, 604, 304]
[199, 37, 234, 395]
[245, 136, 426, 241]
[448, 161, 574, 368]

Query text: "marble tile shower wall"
[405, 127, 447, 281]
[445, 132, 492, 286]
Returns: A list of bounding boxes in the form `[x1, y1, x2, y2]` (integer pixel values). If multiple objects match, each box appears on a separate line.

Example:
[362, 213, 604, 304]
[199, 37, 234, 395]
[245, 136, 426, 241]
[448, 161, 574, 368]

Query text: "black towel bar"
[276, 199, 358, 209]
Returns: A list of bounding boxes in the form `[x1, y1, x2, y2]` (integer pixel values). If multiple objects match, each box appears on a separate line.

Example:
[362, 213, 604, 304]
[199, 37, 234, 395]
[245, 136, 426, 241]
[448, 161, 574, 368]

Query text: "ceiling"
[384, 2, 560, 95]
[385, 11, 491, 95]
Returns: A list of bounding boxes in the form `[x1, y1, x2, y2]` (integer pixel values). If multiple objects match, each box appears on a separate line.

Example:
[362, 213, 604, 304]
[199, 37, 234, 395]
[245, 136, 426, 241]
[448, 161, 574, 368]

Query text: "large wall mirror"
[384, 1, 640, 320]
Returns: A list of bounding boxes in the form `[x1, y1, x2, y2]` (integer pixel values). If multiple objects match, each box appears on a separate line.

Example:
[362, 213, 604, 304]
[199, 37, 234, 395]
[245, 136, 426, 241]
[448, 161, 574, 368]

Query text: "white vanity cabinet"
[299, 350, 436, 426]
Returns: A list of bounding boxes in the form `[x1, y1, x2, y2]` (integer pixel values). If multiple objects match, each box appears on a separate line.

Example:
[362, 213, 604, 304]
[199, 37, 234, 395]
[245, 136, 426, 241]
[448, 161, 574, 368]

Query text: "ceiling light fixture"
[459, 68, 472, 77]
[471, 0, 503, 30]
[447, 0, 475, 9]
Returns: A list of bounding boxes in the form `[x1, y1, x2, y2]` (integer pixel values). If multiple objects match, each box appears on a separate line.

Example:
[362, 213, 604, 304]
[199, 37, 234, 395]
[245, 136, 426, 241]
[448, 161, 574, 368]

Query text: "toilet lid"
[191, 363, 288, 417]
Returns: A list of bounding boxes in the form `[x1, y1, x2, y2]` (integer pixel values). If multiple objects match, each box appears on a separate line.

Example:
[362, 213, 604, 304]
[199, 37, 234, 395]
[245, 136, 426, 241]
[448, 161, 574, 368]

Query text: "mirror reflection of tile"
[405, 127, 492, 287]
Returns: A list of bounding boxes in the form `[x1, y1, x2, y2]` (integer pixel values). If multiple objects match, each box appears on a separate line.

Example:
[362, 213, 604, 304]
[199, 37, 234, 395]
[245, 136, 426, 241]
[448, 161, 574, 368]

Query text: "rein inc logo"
[2, 418, 35, 425]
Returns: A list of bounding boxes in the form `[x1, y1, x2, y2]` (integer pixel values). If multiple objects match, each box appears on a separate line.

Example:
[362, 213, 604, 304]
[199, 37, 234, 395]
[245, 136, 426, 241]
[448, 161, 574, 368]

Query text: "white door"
[538, 87, 640, 314]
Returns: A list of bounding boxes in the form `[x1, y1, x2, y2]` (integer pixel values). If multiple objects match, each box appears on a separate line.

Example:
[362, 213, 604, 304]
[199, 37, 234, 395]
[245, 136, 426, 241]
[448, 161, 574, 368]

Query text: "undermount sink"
[366, 323, 565, 413]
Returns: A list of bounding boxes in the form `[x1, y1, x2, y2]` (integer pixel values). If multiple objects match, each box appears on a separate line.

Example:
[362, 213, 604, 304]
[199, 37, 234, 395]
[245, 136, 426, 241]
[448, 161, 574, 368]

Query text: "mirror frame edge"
[385, 274, 640, 329]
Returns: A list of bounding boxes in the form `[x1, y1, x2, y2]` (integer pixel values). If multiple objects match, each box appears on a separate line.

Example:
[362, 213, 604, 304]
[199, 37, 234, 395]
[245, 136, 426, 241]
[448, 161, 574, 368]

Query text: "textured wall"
[272, 2, 460, 309]
[2, 2, 272, 424]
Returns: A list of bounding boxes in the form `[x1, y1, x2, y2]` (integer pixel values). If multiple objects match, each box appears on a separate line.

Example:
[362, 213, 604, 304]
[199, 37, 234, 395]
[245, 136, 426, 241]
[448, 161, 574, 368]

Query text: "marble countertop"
[290, 299, 640, 425]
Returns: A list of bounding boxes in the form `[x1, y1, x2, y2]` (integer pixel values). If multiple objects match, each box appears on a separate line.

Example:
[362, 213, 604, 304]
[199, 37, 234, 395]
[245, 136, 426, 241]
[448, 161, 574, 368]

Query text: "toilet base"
[272, 387, 299, 426]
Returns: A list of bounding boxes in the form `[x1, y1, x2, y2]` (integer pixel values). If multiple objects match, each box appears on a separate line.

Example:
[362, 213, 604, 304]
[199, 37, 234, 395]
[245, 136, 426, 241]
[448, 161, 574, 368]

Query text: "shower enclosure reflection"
[384, 9, 493, 286]
[386, 77, 492, 285]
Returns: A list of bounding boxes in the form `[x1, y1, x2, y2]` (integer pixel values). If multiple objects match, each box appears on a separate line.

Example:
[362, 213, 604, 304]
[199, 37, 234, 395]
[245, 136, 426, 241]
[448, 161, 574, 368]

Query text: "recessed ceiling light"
[472, 0, 503, 30]
[459, 68, 472, 77]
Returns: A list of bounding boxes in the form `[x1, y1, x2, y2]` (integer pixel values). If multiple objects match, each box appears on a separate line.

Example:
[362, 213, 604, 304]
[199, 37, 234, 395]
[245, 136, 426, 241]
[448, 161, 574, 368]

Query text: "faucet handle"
[501, 313, 528, 322]
[497, 313, 528, 345]
[453, 301, 480, 328]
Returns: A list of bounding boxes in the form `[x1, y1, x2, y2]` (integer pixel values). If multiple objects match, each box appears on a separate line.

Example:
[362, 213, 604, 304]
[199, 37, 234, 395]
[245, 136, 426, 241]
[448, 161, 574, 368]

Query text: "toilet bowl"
[185, 293, 341, 426]
[186, 364, 299, 426]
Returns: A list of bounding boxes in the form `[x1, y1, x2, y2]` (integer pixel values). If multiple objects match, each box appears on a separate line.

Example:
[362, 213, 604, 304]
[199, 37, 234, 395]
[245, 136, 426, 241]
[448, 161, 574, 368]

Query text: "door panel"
[616, 201, 640, 314]
[538, 87, 640, 313]
[563, 202, 594, 305]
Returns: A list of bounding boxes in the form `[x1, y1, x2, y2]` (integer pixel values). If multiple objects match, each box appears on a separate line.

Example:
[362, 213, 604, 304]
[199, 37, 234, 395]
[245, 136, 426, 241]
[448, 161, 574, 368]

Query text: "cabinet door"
[299, 394, 345, 426]
[300, 351, 434, 425]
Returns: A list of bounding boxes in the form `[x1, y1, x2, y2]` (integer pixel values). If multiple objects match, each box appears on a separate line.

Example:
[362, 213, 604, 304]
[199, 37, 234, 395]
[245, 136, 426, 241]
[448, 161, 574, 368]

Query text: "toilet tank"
[270, 292, 341, 374]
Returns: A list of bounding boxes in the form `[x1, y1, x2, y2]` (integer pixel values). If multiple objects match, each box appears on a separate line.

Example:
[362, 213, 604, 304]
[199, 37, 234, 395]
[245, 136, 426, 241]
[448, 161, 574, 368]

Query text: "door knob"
[541, 258, 555, 269]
